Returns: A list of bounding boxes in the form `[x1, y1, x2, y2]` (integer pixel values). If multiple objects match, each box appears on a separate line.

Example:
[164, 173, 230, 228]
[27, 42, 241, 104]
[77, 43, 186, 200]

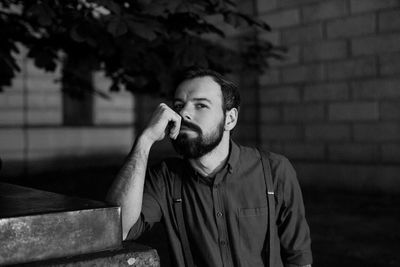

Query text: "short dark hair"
[173, 66, 241, 112]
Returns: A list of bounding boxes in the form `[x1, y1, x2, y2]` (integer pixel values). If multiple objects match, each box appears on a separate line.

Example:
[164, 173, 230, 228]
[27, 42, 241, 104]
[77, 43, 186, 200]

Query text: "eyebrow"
[173, 98, 212, 104]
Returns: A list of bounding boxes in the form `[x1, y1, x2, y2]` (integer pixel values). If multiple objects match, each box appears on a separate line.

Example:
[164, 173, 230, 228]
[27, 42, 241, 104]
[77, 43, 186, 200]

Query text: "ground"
[136, 187, 400, 267]
[4, 167, 400, 266]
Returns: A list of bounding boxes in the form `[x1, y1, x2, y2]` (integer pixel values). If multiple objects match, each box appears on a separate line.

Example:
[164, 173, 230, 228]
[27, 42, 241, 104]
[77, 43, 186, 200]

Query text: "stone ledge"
[17, 242, 160, 267]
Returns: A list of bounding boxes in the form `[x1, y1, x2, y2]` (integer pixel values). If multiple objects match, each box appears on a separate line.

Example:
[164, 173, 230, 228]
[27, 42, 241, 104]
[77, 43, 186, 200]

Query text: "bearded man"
[106, 67, 313, 267]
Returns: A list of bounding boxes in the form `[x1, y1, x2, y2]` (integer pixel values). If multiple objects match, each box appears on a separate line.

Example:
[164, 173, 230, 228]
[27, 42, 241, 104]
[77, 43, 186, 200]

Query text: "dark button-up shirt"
[129, 141, 312, 267]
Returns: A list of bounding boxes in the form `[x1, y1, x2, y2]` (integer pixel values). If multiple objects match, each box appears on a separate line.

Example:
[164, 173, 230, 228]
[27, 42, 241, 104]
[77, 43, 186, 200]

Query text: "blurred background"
[1, 0, 400, 266]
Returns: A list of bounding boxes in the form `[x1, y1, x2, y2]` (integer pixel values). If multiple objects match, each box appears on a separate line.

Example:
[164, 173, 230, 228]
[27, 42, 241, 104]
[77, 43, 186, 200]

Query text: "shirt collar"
[227, 140, 240, 174]
[184, 139, 240, 180]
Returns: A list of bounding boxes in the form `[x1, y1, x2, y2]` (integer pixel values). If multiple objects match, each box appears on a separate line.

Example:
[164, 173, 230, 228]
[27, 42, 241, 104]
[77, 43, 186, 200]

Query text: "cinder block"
[0, 110, 24, 125]
[240, 106, 258, 123]
[382, 144, 400, 162]
[328, 143, 380, 162]
[0, 129, 24, 151]
[354, 123, 400, 141]
[0, 92, 23, 107]
[352, 79, 400, 99]
[327, 14, 375, 39]
[283, 104, 325, 122]
[237, 0, 254, 14]
[352, 33, 400, 55]
[296, 162, 400, 193]
[28, 92, 62, 108]
[281, 64, 325, 83]
[94, 109, 135, 125]
[304, 82, 348, 101]
[260, 9, 300, 29]
[260, 124, 302, 140]
[281, 24, 323, 45]
[236, 123, 257, 141]
[328, 102, 379, 121]
[380, 102, 400, 119]
[278, 0, 321, 9]
[95, 93, 134, 109]
[305, 124, 351, 141]
[350, 0, 400, 14]
[257, 0, 277, 13]
[93, 71, 113, 92]
[303, 41, 347, 62]
[269, 45, 300, 67]
[240, 87, 258, 105]
[379, 53, 400, 75]
[260, 86, 301, 103]
[235, 132, 257, 146]
[28, 127, 134, 154]
[7, 76, 25, 91]
[302, 0, 348, 23]
[379, 9, 400, 32]
[27, 76, 61, 92]
[27, 109, 62, 125]
[326, 57, 377, 80]
[259, 69, 280, 86]
[260, 106, 281, 122]
[0, 150, 24, 161]
[282, 143, 325, 160]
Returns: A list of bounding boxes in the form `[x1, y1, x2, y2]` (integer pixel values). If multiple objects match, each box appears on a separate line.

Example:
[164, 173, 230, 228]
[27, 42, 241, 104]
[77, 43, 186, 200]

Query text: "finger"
[169, 114, 181, 139]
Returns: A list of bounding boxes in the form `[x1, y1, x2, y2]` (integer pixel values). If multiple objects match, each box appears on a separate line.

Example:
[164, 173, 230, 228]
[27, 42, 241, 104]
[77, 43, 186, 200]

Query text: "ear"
[224, 108, 238, 131]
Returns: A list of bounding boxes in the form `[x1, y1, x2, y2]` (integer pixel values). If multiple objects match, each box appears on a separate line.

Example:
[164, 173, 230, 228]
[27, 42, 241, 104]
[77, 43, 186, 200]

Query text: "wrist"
[136, 132, 155, 151]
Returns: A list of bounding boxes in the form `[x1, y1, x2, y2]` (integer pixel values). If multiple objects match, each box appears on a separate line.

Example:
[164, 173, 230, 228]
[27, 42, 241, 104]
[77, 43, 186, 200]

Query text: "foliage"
[0, 0, 281, 96]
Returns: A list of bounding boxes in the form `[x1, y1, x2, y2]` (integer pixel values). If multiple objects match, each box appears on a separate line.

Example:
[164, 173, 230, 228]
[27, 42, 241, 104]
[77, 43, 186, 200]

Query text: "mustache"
[180, 120, 202, 133]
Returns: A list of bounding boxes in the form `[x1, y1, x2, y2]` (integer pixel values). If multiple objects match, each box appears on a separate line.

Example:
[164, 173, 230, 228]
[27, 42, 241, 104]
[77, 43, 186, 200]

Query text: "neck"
[188, 133, 230, 177]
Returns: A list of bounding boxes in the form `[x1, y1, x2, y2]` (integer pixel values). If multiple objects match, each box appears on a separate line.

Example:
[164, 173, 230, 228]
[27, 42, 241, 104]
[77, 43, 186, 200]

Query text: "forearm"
[106, 135, 153, 239]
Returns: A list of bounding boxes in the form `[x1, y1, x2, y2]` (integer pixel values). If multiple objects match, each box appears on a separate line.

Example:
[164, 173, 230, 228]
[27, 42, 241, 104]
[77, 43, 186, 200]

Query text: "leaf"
[70, 24, 86, 42]
[107, 16, 128, 37]
[26, 3, 54, 26]
[140, 0, 166, 16]
[98, 0, 121, 15]
[28, 47, 58, 71]
[166, 0, 182, 13]
[126, 19, 158, 40]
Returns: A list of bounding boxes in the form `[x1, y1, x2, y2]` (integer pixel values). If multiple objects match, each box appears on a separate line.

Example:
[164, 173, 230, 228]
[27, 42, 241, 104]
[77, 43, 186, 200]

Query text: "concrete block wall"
[256, 0, 400, 192]
[0, 48, 134, 178]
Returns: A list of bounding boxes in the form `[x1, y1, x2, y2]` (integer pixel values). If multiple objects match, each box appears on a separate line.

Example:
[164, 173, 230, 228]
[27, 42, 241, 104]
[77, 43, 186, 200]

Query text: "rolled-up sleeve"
[272, 156, 313, 266]
[126, 165, 165, 240]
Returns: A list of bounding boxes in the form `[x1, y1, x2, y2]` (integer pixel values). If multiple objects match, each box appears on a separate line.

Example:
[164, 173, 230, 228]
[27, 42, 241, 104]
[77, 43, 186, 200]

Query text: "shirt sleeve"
[271, 155, 313, 266]
[126, 163, 165, 240]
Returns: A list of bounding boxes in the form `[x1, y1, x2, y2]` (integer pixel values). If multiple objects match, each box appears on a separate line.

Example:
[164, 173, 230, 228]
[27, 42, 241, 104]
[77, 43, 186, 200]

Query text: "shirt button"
[220, 240, 226, 246]
[217, 211, 223, 217]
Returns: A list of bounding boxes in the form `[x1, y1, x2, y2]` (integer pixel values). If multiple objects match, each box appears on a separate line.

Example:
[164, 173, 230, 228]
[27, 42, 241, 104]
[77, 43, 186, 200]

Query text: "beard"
[171, 117, 225, 159]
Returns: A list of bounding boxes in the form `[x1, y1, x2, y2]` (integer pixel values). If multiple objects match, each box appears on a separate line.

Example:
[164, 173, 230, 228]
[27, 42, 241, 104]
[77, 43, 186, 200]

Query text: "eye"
[195, 103, 208, 109]
[173, 103, 183, 111]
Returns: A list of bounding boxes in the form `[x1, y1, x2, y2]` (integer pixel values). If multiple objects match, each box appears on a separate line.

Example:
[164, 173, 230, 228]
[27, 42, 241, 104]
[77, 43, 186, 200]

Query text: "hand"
[141, 103, 182, 145]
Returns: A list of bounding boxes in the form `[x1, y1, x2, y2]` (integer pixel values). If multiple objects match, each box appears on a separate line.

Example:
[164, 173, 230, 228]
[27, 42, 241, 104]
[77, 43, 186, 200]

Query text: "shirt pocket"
[237, 205, 268, 264]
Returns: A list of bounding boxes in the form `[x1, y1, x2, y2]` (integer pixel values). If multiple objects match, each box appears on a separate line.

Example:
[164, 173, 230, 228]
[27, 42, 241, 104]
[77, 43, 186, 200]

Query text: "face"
[171, 76, 226, 159]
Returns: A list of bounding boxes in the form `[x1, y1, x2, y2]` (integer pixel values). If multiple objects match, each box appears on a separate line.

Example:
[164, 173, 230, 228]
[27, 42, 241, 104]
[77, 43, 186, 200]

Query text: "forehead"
[174, 76, 223, 104]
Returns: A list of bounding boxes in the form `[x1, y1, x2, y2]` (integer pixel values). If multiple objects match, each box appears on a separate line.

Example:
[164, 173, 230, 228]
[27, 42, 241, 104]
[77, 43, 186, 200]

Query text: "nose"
[179, 104, 192, 121]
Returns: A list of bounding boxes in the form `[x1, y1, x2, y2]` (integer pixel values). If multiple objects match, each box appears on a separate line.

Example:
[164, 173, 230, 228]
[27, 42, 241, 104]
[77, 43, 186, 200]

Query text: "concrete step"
[0, 182, 121, 266]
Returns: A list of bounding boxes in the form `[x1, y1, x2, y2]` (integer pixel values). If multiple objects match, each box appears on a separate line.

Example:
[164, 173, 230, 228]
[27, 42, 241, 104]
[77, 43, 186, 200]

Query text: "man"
[106, 67, 312, 267]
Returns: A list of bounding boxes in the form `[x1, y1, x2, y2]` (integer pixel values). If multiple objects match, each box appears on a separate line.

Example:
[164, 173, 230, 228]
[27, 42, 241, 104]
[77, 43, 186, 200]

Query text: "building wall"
[256, 0, 400, 192]
[2, 1, 399, 193]
[0, 47, 135, 179]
